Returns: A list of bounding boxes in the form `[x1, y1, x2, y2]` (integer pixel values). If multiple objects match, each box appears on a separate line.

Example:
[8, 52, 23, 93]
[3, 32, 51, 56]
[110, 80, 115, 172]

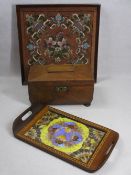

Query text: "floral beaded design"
[25, 110, 105, 163]
[43, 32, 72, 63]
[25, 13, 92, 65]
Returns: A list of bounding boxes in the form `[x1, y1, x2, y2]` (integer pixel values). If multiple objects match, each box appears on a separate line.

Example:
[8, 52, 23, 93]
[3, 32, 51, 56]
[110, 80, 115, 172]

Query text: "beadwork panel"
[17, 5, 100, 84]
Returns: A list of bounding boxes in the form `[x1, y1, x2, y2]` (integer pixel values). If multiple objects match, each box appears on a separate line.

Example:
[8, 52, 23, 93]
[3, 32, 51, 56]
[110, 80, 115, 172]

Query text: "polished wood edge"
[16, 4, 101, 8]
[94, 5, 101, 83]
[13, 105, 119, 172]
[16, 6, 26, 85]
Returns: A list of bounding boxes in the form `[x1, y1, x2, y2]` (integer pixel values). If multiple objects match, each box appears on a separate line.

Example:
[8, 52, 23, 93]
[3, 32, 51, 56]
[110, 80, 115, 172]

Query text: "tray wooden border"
[13, 105, 119, 172]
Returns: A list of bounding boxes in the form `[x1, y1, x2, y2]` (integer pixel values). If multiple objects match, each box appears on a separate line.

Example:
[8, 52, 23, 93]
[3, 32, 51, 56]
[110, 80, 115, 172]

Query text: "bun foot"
[84, 103, 91, 107]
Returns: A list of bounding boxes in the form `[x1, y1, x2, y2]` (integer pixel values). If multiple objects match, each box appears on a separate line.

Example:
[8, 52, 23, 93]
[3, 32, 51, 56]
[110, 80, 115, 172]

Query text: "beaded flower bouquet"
[13, 105, 119, 172]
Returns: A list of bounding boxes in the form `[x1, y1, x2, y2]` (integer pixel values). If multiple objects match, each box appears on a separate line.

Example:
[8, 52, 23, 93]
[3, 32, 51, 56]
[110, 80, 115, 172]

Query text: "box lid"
[28, 64, 94, 85]
[17, 4, 100, 84]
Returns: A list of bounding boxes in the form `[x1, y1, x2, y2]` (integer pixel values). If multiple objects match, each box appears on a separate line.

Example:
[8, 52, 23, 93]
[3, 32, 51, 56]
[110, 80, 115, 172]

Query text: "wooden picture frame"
[16, 4, 100, 84]
[13, 104, 119, 172]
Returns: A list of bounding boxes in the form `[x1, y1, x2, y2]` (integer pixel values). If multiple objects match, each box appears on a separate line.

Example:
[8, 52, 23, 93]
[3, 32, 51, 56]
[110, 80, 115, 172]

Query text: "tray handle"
[90, 131, 119, 172]
[13, 104, 44, 136]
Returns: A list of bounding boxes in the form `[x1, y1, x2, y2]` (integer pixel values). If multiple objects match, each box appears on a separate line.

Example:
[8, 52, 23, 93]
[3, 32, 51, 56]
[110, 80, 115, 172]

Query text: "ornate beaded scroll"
[24, 110, 105, 164]
[25, 13, 92, 65]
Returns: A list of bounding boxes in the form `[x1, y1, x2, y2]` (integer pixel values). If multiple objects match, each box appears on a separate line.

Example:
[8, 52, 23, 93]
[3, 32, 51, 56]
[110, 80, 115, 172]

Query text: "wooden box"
[28, 64, 94, 105]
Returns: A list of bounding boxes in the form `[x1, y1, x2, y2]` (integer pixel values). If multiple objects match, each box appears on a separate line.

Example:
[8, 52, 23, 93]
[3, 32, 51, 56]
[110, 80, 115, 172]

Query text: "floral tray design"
[16, 5, 100, 84]
[24, 110, 105, 163]
[13, 105, 119, 172]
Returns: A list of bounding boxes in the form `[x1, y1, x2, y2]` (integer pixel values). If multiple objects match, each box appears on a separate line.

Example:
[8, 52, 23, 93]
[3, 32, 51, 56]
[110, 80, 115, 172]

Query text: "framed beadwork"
[16, 4, 100, 84]
[13, 105, 119, 172]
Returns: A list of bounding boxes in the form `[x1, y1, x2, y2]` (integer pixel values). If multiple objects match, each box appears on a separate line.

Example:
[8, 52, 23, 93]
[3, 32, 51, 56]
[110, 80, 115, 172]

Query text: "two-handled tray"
[13, 104, 119, 172]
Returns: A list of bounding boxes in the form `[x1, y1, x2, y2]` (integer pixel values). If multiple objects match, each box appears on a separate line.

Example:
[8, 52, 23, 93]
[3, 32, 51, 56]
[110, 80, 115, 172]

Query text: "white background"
[0, 0, 131, 175]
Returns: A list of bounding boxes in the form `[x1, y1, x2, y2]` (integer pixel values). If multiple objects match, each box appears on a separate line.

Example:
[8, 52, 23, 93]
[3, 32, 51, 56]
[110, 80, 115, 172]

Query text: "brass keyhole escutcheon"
[56, 86, 68, 92]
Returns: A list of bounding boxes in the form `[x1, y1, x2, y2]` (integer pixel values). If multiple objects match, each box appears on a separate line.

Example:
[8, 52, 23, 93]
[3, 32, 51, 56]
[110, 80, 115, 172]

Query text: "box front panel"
[28, 83, 94, 105]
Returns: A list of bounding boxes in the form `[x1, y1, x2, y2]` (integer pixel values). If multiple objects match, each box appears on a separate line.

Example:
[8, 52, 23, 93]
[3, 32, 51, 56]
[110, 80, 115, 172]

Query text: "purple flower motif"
[50, 122, 83, 147]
